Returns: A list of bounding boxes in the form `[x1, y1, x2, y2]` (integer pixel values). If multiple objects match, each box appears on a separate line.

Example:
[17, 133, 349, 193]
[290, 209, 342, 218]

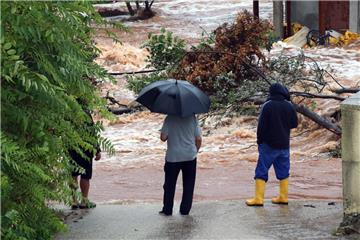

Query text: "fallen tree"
[104, 91, 139, 115]
[293, 104, 342, 135]
[95, 1, 155, 20]
[136, 10, 359, 135]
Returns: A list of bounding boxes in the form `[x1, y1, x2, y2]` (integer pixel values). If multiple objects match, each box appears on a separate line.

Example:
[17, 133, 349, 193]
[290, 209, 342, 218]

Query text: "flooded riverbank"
[90, 1, 359, 203]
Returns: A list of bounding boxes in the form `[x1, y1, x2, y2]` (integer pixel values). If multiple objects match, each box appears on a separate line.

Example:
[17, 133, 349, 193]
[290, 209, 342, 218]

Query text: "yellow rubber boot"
[246, 179, 265, 206]
[272, 178, 288, 205]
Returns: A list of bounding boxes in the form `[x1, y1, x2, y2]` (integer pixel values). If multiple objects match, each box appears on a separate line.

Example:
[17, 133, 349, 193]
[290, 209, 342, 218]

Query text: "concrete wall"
[349, 0, 360, 33]
[291, 1, 319, 30]
[341, 91, 360, 220]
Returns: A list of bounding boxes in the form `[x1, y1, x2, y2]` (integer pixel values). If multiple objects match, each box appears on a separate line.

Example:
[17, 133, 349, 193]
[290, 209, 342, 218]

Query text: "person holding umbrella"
[159, 114, 202, 215]
[136, 79, 210, 216]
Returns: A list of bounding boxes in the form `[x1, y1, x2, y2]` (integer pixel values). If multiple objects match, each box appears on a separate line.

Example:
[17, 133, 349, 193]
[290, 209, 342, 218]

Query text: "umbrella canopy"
[136, 79, 210, 117]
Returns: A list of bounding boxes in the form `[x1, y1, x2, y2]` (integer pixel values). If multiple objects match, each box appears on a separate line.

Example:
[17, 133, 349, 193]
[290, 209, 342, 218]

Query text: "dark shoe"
[180, 211, 189, 215]
[158, 211, 172, 216]
[79, 201, 96, 209]
[71, 204, 79, 210]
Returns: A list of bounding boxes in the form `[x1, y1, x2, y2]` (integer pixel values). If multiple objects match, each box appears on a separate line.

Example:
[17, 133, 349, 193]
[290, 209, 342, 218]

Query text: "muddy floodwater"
[90, 1, 360, 203]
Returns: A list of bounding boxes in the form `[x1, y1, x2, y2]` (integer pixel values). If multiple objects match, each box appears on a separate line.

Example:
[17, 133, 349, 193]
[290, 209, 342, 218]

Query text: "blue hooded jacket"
[257, 83, 298, 149]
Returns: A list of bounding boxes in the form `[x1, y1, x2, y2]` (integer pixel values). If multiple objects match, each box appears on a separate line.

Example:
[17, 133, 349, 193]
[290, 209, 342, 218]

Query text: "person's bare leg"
[79, 178, 90, 199]
[79, 178, 96, 208]
[71, 176, 79, 207]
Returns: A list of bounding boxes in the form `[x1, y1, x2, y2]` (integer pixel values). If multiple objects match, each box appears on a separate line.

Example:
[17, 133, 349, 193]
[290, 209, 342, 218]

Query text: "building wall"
[349, 0, 360, 33]
[291, 0, 358, 33]
[291, 1, 319, 30]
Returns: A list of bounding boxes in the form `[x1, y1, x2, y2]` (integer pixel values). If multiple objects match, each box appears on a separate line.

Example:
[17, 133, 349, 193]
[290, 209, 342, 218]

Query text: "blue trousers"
[255, 143, 290, 182]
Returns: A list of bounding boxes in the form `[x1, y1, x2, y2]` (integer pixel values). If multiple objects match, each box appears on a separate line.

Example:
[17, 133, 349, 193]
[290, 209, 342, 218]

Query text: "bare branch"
[332, 88, 360, 94]
[290, 91, 346, 101]
[323, 69, 345, 89]
[108, 69, 160, 76]
[105, 91, 128, 108]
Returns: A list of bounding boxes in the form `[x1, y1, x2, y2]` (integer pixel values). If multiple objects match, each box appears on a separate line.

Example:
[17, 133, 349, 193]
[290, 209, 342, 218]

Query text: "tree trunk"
[126, 2, 135, 16]
[136, 1, 155, 20]
[145, 1, 150, 10]
[293, 103, 342, 135]
[241, 97, 342, 135]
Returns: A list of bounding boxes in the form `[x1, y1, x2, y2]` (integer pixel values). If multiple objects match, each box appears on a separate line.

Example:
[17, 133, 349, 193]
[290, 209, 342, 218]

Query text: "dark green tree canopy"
[1, 2, 115, 239]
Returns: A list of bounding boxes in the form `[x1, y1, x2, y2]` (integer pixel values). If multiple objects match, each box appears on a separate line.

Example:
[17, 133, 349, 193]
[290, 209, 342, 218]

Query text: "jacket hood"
[269, 83, 290, 100]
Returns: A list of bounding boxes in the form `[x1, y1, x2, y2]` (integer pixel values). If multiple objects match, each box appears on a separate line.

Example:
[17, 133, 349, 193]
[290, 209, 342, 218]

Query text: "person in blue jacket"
[246, 83, 298, 206]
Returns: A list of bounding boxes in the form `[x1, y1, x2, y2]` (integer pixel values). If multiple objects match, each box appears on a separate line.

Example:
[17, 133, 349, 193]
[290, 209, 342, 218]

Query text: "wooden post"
[285, 1, 292, 37]
[318, 1, 326, 35]
[253, 0, 259, 18]
[273, 0, 284, 39]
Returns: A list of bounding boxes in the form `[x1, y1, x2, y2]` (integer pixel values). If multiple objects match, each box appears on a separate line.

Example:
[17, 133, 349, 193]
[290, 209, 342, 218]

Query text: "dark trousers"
[162, 159, 196, 215]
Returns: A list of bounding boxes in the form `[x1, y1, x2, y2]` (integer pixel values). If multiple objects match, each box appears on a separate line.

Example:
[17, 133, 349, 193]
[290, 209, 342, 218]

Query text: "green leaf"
[9, 55, 20, 60]
[35, 73, 49, 82]
[7, 49, 16, 55]
[3, 42, 12, 50]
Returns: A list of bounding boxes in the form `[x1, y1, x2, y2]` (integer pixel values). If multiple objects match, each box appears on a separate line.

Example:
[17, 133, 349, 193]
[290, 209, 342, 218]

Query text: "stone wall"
[340, 91, 360, 234]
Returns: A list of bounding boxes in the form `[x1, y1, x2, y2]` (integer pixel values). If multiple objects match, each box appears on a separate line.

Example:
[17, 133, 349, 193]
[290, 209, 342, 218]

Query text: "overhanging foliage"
[1, 2, 116, 239]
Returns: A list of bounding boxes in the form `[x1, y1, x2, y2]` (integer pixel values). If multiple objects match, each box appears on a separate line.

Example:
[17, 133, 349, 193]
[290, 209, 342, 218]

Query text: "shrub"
[142, 28, 186, 70]
[172, 10, 272, 94]
[127, 71, 167, 94]
[1, 2, 115, 239]
[134, 11, 272, 110]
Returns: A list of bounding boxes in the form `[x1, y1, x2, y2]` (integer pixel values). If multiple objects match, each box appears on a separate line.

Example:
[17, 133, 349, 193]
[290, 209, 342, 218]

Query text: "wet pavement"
[56, 200, 358, 240]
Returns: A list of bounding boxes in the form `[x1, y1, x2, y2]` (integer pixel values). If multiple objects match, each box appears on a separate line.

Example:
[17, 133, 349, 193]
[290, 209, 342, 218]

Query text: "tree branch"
[332, 88, 360, 94]
[293, 103, 342, 135]
[290, 91, 345, 101]
[169, 49, 350, 135]
[108, 69, 160, 75]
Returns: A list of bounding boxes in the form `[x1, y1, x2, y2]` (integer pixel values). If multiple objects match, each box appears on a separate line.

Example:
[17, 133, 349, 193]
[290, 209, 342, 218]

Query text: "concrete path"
[56, 200, 358, 240]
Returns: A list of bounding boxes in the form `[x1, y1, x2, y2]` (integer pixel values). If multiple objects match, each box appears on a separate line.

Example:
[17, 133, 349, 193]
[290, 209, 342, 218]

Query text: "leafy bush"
[1, 2, 115, 239]
[127, 71, 167, 94]
[142, 28, 186, 70]
[126, 28, 188, 95]
[172, 10, 272, 94]
[192, 29, 216, 50]
[132, 11, 272, 109]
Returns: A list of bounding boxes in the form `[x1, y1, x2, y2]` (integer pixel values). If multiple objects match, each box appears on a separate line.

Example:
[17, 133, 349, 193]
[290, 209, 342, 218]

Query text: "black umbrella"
[136, 79, 210, 117]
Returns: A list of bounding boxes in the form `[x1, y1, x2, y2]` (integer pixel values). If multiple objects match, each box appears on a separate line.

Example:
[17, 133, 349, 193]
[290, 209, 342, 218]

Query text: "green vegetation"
[142, 28, 186, 70]
[1, 2, 116, 239]
[127, 71, 167, 94]
[128, 12, 272, 111]
[126, 27, 185, 94]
